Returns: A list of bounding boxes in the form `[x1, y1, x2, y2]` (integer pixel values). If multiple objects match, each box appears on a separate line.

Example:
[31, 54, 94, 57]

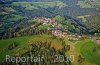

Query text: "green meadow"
[0, 35, 100, 65]
[0, 34, 63, 63]
[12, 1, 67, 10]
[75, 40, 100, 65]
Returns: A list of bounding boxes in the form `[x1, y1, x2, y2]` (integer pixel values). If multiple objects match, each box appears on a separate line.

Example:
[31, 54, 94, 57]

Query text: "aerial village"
[34, 17, 100, 44]
[34, 17, 81, 40]
[35, 17, 67, 39]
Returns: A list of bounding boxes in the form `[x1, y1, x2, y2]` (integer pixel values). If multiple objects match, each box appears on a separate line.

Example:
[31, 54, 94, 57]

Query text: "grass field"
[0, 34, 63, 63]
[77, 1, 100, 9]
[75, 40, 100, 65]
[77, 15, 90, 22]
[0, 35, 100, 65]
[64, 35, 100, 65]
[64, 35, 95, 65]
[12, 1, 66, 10]
[80, 41, 100, 65]
[77, 1, 93, 8]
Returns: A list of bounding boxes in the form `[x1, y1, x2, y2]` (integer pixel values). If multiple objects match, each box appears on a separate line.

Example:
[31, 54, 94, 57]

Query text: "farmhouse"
[95, 38, 100, 44]
[52, 30, 65, 38]
[92, 37, 100, 44]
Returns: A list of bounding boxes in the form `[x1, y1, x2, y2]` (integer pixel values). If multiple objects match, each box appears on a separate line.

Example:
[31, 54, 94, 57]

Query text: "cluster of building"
[52, 30, 66, 38]
[35, 17, 66, 39]
[52, 26, 66, 38]
[68, 34, 82, 41]
[35, 17, 57, 26]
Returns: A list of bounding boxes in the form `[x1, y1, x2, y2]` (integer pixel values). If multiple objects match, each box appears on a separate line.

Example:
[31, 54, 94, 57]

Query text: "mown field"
[80, 41, 100, 65]
[64, 35, 100, 65]
[75, 40, 100, 65]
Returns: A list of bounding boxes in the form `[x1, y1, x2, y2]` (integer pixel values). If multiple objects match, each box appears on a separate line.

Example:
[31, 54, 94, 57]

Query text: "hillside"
[0, 0, 100, 65]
